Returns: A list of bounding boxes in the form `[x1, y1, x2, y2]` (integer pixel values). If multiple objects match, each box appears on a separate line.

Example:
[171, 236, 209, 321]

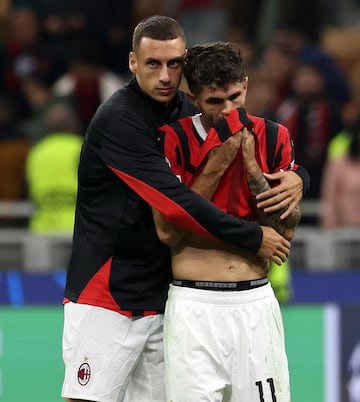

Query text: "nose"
[222, 100, 233, 115]
[159, 65, 170, 83]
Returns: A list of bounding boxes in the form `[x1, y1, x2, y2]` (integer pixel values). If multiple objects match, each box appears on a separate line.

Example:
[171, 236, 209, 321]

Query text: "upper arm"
[151, 207, 186, 247]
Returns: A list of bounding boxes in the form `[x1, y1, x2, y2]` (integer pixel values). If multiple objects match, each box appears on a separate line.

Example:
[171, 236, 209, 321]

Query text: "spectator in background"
[320, 116, 360, 229]
[326, 99, 360, 160]
[39, 0, 134, 77]
[0, 92, 30, 201]
[91, 0, 134, 76]
[173, 0, 229, 47]
[244, 69, 277, 120]
[38, 0, 87, 81]
[20, 71, 73, 144]
[271, 26, 351, 108]
[0, 6, 55, 120]
[275, 61, 343, 199]
[0, 92, 24, 142]
[26, 103, 83, 234]
[256, 42, 298, 112]
[0, 0, 11, 37]
[53, 40, 125, 130]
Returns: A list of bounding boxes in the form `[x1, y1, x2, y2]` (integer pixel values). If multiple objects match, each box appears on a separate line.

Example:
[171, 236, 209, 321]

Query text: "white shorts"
[62, 302, 165, 402]
[164, 283, 290, 402]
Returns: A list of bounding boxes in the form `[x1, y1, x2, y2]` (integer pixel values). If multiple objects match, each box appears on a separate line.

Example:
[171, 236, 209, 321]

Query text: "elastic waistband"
[172, 277, 268, 291]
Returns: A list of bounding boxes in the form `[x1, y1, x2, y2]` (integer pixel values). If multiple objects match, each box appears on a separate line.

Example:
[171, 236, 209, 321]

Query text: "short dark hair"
[132, 15, 186, 52]
[184, 42, 246, 95]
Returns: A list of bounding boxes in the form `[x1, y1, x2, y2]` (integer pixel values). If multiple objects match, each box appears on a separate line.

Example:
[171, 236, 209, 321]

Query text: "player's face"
[191, 79, 248, 132]
[129, 37, 185, 104]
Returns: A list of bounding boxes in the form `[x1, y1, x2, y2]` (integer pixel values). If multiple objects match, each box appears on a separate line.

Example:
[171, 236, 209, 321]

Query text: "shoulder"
[93, 83, 153, 128]
[161, 115, 194, 131]
[250, 115, 285, 136]
[255, 115, 290, 136]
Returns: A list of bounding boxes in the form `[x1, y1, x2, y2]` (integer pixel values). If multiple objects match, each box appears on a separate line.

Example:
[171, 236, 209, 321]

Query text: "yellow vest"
[26, 132, 83, 233]
[327, 130, 351, 159]
[268, 259, 292, 304]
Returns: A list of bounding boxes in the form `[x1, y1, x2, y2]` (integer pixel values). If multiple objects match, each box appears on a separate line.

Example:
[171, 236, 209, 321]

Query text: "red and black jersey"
[160, 107, 303, 221]
[65, 80, 264, 316]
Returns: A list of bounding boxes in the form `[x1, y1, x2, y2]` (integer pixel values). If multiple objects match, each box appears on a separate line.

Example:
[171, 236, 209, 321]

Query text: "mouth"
[158, 87, 173, 96]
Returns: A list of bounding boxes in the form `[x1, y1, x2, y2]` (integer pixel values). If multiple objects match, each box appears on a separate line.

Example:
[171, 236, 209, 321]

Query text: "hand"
[207, 131, 242, 173]
[257, 226, 291, 266]
[241, 127, 256, 170]
[256, 170, 303, 219]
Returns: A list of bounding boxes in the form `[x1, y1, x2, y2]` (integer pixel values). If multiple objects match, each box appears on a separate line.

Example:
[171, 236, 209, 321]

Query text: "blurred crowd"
[1, 0, 360, 232]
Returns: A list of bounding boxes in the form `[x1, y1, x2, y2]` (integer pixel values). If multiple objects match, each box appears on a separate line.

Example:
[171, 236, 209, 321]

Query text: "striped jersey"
[160, 107, 301, 220]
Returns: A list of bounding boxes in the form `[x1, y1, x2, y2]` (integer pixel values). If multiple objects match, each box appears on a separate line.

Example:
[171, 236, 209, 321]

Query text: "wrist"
[245, 162, 261, 178]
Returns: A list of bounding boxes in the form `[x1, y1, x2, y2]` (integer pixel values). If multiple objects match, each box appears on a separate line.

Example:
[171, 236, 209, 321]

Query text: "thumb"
[263, 171, 283, 181]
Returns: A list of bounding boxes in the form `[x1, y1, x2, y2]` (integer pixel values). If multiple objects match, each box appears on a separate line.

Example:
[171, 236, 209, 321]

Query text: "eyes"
[206, 92, 242, 105]
[207, 98, 225, 105]
[146, 59, 183, 68]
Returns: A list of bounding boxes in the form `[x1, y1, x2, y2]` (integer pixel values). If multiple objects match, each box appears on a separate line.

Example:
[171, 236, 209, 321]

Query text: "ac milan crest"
[78, 362, 91, 386]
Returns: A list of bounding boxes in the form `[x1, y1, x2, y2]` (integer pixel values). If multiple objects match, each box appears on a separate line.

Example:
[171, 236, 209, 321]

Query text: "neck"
[199, 115, 212, 133]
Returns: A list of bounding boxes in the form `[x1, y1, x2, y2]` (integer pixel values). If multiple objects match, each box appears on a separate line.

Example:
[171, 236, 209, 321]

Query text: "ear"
[187, 92, 198, 106]
[187, 92, 201, 109]
[129, 52, 136, 73]
[243, 76, 249, 92]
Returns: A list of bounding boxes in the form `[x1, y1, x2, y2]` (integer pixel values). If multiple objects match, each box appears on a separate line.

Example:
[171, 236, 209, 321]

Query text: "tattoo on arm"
[247, 166, 300, 239]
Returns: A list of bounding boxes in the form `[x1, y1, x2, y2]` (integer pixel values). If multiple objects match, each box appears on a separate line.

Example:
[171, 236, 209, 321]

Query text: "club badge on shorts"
[78, 362, 91, 386]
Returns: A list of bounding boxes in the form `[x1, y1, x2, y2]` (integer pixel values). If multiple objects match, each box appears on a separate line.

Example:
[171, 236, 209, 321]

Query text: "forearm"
[152, 207, 187, 247]
[247, 164, 301, 239]
[153, 158, 227, 246]
[190, 164, 225, 200]
[191, 134, 241, 199]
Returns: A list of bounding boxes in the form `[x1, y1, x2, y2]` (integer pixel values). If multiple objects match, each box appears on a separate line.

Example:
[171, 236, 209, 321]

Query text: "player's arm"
[255, 128, 310, 219]
[256, 169, 307, 219]
[153, 131, 243, 247]
[104, 113, 290, 261]
[207, 108, 309, 220]
[241, 127, 301, 240]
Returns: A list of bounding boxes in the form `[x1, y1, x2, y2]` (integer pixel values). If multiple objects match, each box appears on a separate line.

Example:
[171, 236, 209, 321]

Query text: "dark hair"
[132, 15, 185, 52]
[184, 42, 246, 95]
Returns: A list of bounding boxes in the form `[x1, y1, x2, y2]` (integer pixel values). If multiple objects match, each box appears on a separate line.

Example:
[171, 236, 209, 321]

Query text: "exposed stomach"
[171, 233, 269, 282]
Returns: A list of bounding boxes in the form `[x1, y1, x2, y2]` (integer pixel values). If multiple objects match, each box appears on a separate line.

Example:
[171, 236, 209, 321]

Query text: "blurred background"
[1, 0, 360, 401]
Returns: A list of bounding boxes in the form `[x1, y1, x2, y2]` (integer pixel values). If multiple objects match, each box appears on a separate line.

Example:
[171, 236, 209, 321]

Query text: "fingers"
[279, 199, 299, 220]
[256, 186, 281, 203]
[257, 192, 291, 211]
[258, 226, 291, 261]
[268, 245, 290, 266]
[256, 185, 302, 214]
[270, 254, 285, 266]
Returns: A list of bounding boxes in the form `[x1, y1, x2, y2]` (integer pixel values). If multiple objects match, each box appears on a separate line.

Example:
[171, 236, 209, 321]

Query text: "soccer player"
[153, 41, 303, 401]
[61, 16, 308, 402]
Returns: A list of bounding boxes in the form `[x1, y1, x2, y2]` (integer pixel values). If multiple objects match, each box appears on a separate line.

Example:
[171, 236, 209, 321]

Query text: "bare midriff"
[171, 234, 269, 282]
